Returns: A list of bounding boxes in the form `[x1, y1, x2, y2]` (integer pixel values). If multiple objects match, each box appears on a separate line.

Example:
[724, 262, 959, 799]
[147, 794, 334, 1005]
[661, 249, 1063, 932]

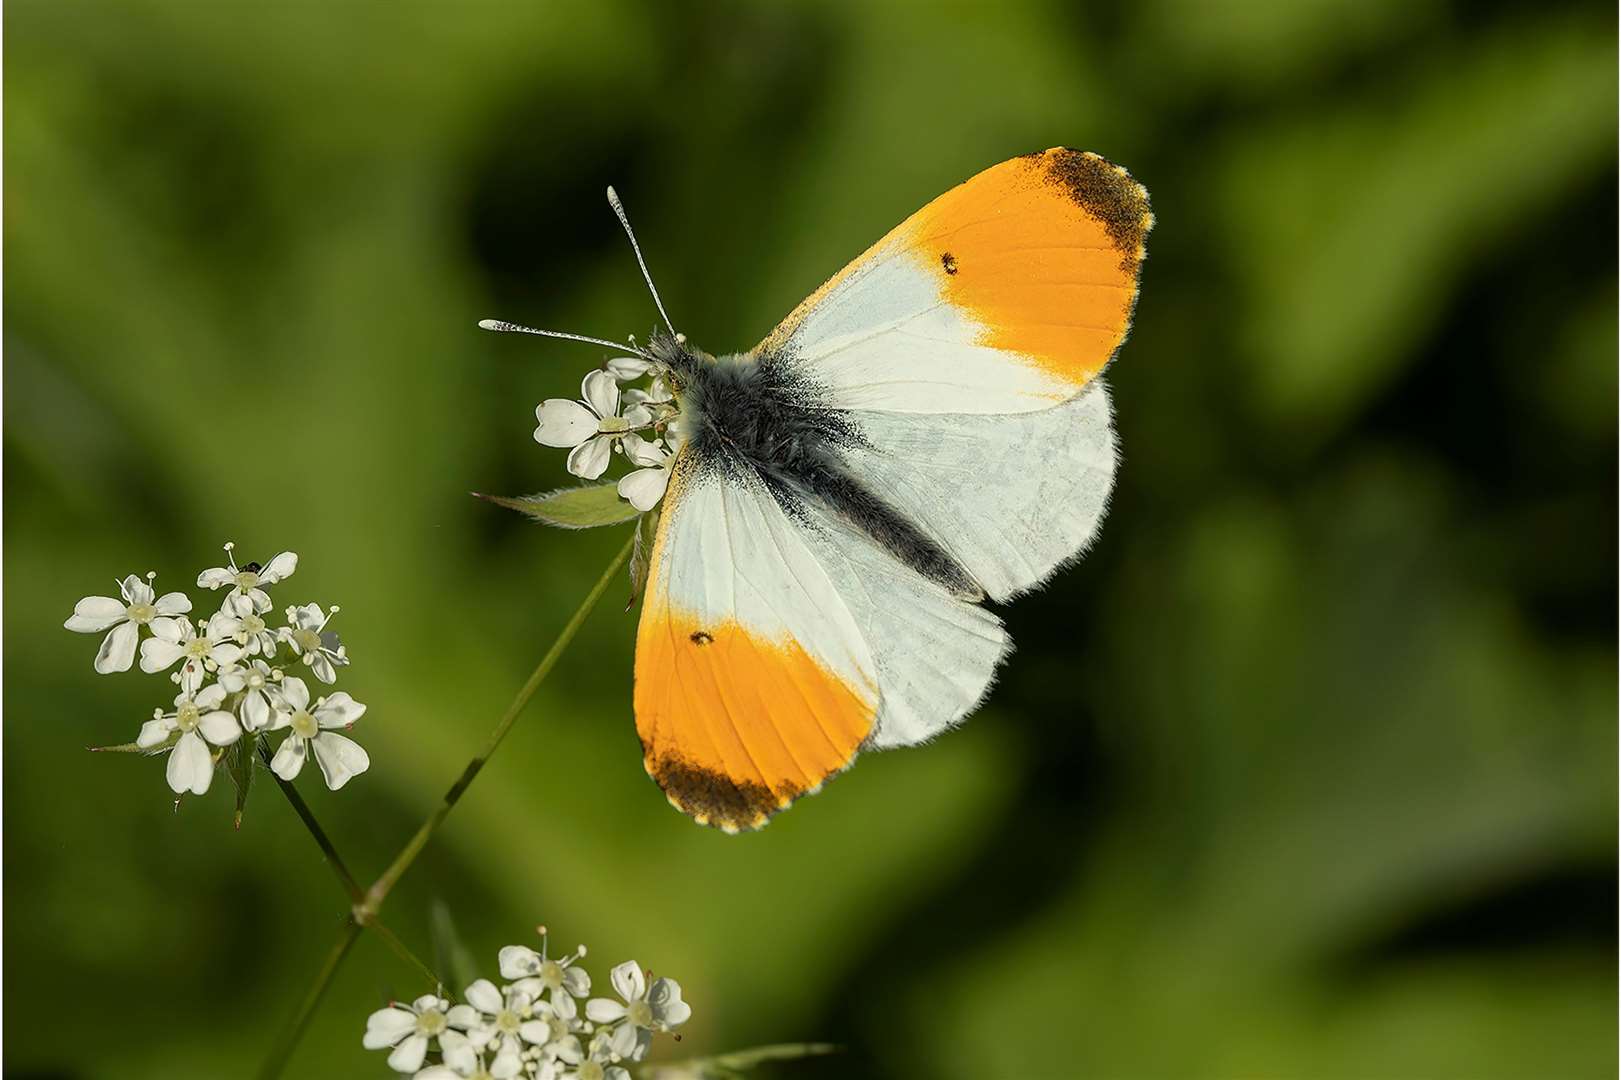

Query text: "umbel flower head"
[362, 930, 690, 1078]
[69, 542, 373, 809]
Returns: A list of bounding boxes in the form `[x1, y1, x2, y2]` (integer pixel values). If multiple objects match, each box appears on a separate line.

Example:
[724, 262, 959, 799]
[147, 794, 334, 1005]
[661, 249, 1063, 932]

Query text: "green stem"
[256, 919, 362, 1080]
[356, 533, 634, 920]
[260, 739, 363, 902]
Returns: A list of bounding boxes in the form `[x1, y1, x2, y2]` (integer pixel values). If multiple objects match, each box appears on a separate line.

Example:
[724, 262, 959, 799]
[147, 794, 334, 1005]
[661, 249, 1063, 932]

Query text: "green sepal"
[227, 735, 257, 829]
[474, 485, 639, 529]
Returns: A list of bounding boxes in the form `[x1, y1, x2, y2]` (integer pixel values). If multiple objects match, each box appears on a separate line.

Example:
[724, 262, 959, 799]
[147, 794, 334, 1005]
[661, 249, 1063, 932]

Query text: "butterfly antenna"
[606, 185, 678, 338]
[476, 319, 653, 359]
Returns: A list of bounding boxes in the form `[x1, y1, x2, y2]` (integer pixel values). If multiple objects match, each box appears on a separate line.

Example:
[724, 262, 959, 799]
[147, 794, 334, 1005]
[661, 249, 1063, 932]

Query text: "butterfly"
[486, 148, 1151, 832]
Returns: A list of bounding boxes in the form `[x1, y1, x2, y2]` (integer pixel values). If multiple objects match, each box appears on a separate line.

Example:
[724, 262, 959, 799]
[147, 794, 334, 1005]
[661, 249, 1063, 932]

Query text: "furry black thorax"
[648, 331, 982, 600]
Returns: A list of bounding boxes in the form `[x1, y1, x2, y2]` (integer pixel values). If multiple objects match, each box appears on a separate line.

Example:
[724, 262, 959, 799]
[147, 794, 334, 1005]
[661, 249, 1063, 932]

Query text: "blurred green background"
[5, 1, 1616, 1077]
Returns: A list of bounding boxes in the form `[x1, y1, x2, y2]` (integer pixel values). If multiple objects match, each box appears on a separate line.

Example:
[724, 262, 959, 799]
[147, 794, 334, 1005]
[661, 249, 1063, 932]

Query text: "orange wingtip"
[635, 613, 874, 833]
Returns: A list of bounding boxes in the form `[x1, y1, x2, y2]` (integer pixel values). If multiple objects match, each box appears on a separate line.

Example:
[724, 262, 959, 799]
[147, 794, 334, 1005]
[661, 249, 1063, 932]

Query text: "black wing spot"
[941, 251, 958, 275]
[690, 630, 714, 646]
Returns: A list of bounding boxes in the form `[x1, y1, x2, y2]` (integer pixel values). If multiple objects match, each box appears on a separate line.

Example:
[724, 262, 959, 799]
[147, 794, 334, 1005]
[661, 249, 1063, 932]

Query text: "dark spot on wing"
[690, 630, 714, 645]
[1031, 148, 1153, 272]
[941, 251, 958, 275]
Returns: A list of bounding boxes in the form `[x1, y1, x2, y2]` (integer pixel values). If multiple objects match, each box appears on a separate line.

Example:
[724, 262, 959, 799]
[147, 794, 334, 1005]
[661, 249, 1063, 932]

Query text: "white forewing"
[777, 242, 1075, 415]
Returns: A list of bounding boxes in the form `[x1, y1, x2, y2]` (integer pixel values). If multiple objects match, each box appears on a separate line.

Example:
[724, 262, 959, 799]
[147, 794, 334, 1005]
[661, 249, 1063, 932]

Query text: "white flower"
[499, 939, 591, 1021]
[616, 437, 673, 513]
[64, 572, 191, 674]
[268, 676, 369, 789]
[448, 979, 548, 1079]
[556, 1035, 630, 1080]
[218, 657, 283, 732]
[585, 962, 690, 1063]
[534, 370, 654, 480]
[137, 683, 241, 795]
[217, 607, 279, 657]
[280, 603, 348, 683]
[197, 543, 297, 616]
[364, 994, 478, 1075]
[139, 614, 243, 691]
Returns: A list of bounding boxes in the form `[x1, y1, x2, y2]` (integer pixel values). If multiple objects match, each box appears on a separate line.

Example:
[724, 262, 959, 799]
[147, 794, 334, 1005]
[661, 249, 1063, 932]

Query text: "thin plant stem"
[256, 918, 362, 1080]
[262, 739, 442, 984]
[259, 536, 635, 1079]
[357, 533, 634, 920]
[260, 739, 363, 901]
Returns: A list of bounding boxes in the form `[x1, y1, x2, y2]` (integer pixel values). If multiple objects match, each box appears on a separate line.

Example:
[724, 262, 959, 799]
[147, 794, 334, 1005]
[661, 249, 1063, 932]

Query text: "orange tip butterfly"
[486, 148, 1152, 832]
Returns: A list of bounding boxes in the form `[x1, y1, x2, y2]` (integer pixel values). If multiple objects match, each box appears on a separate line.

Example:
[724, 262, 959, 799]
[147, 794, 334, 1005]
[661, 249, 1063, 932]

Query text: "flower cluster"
[65, 542, 370, 797]
[365, 932, 691, 1079]
[533, 357, 684, 513]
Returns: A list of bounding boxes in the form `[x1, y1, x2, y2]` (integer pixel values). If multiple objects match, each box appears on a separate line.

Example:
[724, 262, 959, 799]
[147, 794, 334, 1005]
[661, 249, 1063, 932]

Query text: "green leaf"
[227, 736, 256, 829]
[627, 508, 660, 609]
[88, 734, 172, 754]
[430, 900, 478, 994]
[473, 485, 639, 529]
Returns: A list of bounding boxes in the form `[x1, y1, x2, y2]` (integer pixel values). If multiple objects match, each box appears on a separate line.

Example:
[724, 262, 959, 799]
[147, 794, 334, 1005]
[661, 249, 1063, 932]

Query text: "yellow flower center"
[293, 628, 322, 654]
[496, 1008, 521, 1035]
[539, 959, 563, 989]
[126, 602, 157, 624]
[415, 1008, 447, 1036]
[241, 614, 265, 635]
[578, 1063, 604, 1080]
[175, 702, 200, 733]
[184, 638, 211, 660]
[290, 710, 318, 738]
[235, 570, 261, 591]
[628, 1000, 653, 1028]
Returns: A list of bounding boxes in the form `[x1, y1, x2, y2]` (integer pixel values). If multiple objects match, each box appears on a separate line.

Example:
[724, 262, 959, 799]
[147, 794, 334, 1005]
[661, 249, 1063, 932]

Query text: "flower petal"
[167, 731, 214, 795]
[315, 691, 366, 728]
[622, 434, 667, 468]
[270, 735, 307, 781]
[620, 404, 653, 428]
[196, 684, 228, 709]
[363, 1006, 417, 1049]
[464, 978, 503, 1015]
[197, 567, 235, 589]
[609, 960, 645, 1004]
[95, 621, 140, 674]
[66, 596, 126, 633]
[386, 1033, 428, 1073]
[440, 1030, 477, 1072]
[581, 369, 620, 418]
[617, 467, 670, 512]
[208, 642, 244, 667]
[153, 591, 193, 616]
[446, 1003, 480, 1030]
[566, 435, 614, 480]
[138, 636, 185, 674]
[311, 732, 369, 790]
[306, 651, 337, 685]
[490, 1042, 523, 1079]
[137, 718, 175, 749]
[240, 691, 270, 733]
[585, 999, 626, 1024]
[499, 945, 541, 980]
[122, 575, 155, 606]
[561, 965, 591, 998]
[198, 710, 242, 747]
[534, 399, 599, 448]
[281, 676, 311, 711]
[606, 356, 651, 380]
[260, 551, 298, 584]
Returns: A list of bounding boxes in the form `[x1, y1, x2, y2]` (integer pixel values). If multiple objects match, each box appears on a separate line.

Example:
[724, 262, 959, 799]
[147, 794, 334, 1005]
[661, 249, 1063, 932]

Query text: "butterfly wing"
[755, 147, 1146, 601]
[633, 453, 1010, 829]
[633, 457, 880, 832]
[758, 147, 1151, 415]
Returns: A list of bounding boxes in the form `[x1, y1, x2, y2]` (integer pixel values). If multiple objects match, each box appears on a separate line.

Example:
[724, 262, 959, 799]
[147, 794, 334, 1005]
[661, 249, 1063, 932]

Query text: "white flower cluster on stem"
[532, 358, 684, 513]
[364, 931, 691, 1080]
[65, 542, 371, 798]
